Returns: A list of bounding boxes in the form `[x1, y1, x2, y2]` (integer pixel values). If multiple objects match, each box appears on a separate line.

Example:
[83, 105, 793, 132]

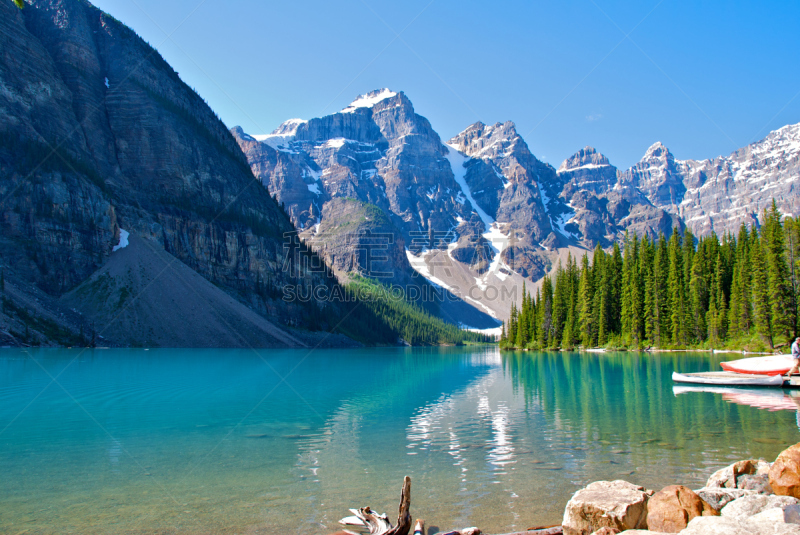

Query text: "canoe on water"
[672, 371, 785, 387]
[719, 354, 794, 376]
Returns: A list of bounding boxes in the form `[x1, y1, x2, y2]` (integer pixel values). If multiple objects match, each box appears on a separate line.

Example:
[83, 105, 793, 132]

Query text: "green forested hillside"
[501, 202, 799, 351]
[336, 276, 494, 346]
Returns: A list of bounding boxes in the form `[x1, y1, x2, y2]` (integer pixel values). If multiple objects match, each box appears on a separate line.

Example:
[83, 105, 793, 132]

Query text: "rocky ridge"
[236, 92, 799, 322]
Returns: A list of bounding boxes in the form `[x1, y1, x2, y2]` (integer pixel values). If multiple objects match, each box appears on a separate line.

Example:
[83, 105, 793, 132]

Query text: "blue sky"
[90, 0, 800, 170]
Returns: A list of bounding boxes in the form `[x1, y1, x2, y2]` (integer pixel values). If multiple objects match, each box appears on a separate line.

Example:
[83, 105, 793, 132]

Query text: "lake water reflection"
[0, 347, 797, 534]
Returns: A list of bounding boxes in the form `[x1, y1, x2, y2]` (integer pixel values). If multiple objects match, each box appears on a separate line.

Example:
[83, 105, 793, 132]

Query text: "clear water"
[1, 347, 798, 534]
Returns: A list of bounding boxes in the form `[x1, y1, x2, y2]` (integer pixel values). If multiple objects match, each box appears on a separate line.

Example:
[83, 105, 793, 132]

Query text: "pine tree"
[707, 252, 727, 344]
[561, 254, 579, 349]
[785, 217, 800, 336]
[642, 235, 656, 343]
[552, 261, 567, 345]
[762, 202, 795, 341]
[688, 247, 708, 342]
[541, 276, 554, 347]
[610, 242, 623, 336]
[578, 254, 595, 347]
[621, 232, 633, 345]
[630, 235, 644, 346]
[507, 303, 517, 346]
[750, 237, 773, 347]
[667, 229, 686, 345]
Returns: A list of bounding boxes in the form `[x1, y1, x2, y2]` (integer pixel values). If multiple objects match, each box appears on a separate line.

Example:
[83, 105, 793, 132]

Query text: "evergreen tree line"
[500, 202, 800, 351]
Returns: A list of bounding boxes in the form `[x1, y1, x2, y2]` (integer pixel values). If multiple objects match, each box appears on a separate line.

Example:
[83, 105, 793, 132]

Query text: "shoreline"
[500, 346, 776, 356]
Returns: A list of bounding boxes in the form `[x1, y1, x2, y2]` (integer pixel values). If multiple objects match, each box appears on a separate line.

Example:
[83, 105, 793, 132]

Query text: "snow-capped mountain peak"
[340, 88, 398, 114]
[643, 141, 669, 159]
[557, 146, 611, 173]
[271, 118, 307, 135]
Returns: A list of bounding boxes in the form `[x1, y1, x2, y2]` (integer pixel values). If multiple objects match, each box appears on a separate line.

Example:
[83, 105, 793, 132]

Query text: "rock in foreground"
[562, 480, 652, 535]
[771, 444, 800, 498]
[645, 485, 717, 533]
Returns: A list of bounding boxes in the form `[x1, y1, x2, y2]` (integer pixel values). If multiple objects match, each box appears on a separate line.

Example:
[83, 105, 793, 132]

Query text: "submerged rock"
[561, 480, 652, 535]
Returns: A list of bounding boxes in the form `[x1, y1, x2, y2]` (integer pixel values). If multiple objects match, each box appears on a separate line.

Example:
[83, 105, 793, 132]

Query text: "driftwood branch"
[340, 477, 413, 535]
[385, 476, 412, 535]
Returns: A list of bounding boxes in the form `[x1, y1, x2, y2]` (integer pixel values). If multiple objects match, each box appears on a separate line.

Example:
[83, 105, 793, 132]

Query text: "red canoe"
[720, 354, 794, 376]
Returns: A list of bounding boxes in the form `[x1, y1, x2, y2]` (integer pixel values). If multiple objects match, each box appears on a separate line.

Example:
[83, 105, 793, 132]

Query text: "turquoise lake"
[1, 347, 798, 534]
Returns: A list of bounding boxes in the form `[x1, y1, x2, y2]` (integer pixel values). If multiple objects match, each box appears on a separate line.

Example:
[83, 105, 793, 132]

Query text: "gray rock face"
[235, 86, 800, 323]
[311, 197, 412, 287]
[619, 127, 800, 236]
[552, 146, 680, 247]
[234, 90, 470, 244]
[448, 121, 554, 244]
[559, 146, 618, 197]
[0, 0, 345, 341]
[619, 142, 690, 209]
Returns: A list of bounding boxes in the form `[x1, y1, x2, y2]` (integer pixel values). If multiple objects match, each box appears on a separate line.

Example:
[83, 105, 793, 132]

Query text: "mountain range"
[233, 89, 800, 323]
[1, 0, 798, 345]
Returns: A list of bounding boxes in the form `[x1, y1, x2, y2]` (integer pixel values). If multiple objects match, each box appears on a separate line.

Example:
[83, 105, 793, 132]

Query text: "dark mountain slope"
[0, 0, 347, 344]
[61, 236, 305, 348]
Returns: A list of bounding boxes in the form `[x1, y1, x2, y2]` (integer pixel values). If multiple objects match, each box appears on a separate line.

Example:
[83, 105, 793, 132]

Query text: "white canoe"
[672, 371, 784, 387]
[719, 354, 794, 376]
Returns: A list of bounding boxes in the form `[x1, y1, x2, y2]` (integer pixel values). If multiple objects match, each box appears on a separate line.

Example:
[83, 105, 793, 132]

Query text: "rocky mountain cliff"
[0, 0, 353, 346]
[621, 125, 800, 236]
[236, 90, 799, 322]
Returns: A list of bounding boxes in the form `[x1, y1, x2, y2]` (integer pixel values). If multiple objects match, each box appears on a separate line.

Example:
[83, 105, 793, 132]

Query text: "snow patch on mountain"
[341, 89, 397, 114]
[253, 133, 297, 153]
[405, 249, 450, 290]
[324, 138, 347, 149]
[112, 229, 129, 252]
[556, 163, 609, 174]
[445, 144, 493, 229]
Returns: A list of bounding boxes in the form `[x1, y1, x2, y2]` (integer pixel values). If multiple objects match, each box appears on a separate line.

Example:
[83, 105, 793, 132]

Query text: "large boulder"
[694, 487, 755, 510]
[720, 494, 800, 521]
[561, 480, 652, 535]
[705, 459, 769, 489]
[679, 515, 800, 535]
[645, 485, 717, 532]
[771, 443, 800, 497]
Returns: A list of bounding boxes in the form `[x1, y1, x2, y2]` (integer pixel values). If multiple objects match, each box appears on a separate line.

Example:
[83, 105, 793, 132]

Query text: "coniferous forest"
[500, 202, 800, 351]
